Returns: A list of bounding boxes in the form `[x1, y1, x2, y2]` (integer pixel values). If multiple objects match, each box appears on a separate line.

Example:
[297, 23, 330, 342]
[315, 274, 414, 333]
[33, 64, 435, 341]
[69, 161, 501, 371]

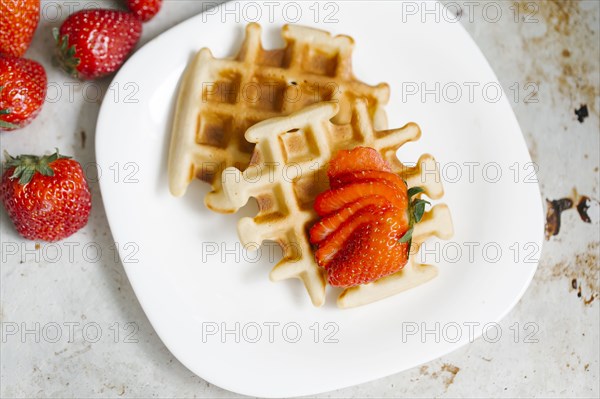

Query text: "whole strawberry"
[126, 0, 163, 22]
[0, 56, 47, 131]
[54, 9, 142, 80]
[0, 0, 40, 57]
[1, 150, 92, 242]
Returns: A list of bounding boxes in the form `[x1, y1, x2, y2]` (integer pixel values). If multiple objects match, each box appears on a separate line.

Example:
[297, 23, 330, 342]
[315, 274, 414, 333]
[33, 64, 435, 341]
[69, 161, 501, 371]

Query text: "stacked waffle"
[168, 23, 453, 308]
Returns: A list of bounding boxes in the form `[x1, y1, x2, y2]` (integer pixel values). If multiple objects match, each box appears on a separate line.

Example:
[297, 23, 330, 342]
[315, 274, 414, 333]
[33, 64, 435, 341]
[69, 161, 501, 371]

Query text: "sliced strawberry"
[311, 145, 417, 288]
[310, 195, 391, 244]
[330, 170, 407, 190]
[315, 206, 383, 267]
[327, 209, 410, 287]
[314, 181, 407, 216]
[327, 146, 391, 180]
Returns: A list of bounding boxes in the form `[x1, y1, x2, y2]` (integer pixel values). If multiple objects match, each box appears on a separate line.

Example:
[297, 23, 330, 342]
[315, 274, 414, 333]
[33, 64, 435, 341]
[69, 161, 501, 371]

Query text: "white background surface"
[95, 1, 544, 396]
[1, 1, 599, 398]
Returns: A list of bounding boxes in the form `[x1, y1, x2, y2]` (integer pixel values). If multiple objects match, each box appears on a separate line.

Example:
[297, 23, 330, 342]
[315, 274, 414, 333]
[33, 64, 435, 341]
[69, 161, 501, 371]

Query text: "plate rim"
[96, 2, 545, 396]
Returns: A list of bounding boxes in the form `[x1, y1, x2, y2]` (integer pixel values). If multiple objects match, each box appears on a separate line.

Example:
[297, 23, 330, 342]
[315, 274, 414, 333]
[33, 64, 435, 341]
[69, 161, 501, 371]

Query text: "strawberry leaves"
[52, 28, 81, 78]
[407, 186, 425, 198]
[398, 186, 430, 245]
[0, 86, 19, 130]
[412, 198, 430, 223]
[0, 110, 18, 130]
[3, 149, 69, 184]
[398, 228, 414, 243]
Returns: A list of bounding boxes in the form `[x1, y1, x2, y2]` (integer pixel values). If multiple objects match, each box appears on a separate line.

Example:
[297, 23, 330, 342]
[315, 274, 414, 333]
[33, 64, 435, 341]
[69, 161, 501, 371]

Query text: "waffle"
[169, 23, 390, 213]
[222, 100, 453, 307]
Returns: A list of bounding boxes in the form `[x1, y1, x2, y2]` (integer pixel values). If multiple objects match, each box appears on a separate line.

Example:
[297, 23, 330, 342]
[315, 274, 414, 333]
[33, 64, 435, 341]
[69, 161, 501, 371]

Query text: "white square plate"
[96, 1, 544, 397]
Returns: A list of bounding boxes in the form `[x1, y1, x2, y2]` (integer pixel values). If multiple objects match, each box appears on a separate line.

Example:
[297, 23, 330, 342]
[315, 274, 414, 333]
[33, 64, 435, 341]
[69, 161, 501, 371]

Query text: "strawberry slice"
[314, 181, 407, 216]
[327, 146, 391, 179]
[327, 209, 410, 287]
[310, 195, 391, 244]
[329, 170, 407, 190]
[310, 146, 418, 288]
[315, 206, 385, 267]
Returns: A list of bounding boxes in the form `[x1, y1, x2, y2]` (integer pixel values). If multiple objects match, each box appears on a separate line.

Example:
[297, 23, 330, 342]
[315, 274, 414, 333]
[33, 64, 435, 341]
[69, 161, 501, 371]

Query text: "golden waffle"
[169, 23, 390, 213]
[222, 100, 453, 307]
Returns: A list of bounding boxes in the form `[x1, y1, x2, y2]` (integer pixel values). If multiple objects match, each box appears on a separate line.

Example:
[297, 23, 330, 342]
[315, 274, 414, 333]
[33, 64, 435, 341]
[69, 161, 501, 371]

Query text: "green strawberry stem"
[0, 120, 19, 129]
[398, 227, 414, 244]
[3, 149, 70, 185]
[52, 28, 81, 78]
[0, 86, 19, 129]
[398, 186, 431, 246]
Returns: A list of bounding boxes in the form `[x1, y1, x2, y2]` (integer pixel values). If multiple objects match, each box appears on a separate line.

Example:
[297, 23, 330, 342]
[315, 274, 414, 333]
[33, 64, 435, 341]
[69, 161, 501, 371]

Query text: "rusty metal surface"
[0, 1, 598, 397]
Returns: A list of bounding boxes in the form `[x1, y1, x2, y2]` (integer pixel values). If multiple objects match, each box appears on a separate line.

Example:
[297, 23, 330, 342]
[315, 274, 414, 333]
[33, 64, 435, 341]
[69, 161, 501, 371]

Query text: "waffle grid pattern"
[169, 23, 390, 213]
[223, 100, 453, 307]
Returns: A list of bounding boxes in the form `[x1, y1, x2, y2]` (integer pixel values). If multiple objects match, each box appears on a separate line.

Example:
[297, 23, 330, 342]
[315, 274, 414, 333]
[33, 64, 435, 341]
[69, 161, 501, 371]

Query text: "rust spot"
[574, 242, 599, 305]
[576, 196, 592, 223]
[575, 104, 589, 123]
[540, 242, 599, 307]
[520, 1, 598, 116]
[545, 198, 573, 240]
[35, 243, 40, 250]
[545, 189, 597, 240]
[441, 363, 460, 389]
[80, 130, 87, 149]
[546, 0, 573, 34]
[421, 364, 460, 389]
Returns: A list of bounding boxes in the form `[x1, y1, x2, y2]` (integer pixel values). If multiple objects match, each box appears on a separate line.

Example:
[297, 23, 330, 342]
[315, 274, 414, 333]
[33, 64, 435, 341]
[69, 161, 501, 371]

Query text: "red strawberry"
[0, 0, 40, 57]
[310, 147, 425, 287]
[125, 0, 163, 22]
[314, 181, 408, 216]
[0, 56, 47, 131]
[315, 205, 390, 267]
[310, 196, 390, 244]
[326, 209, 410, 287]
[54, 9, 142, 80]
[329, 170, 406, 190]
[0, 150, 92, 242]
[327, 146, 391, 179]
